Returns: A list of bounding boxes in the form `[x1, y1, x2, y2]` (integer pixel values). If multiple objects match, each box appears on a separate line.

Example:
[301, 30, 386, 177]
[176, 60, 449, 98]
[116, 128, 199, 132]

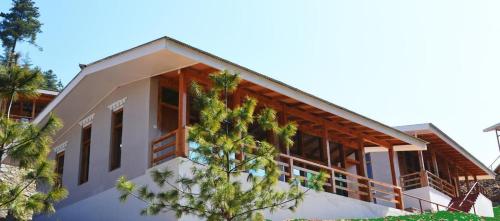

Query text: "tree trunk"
[6, 93, 14, 119]
[7, 40, 17, 68]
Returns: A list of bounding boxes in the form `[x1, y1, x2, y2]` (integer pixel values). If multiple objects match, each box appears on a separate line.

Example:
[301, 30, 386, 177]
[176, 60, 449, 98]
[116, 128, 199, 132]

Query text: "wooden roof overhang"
[396, 123, 495, 178]
[181, 63, 425, 150]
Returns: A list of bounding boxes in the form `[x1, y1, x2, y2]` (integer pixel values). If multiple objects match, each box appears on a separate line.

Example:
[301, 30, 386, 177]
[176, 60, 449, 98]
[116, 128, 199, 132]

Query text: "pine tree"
[0, 64, 67, 220]
[0, 64, 43, 118]
[0, 0, 42, 67]
[41, 69, 63, 92]
[117, 71, 326, 221]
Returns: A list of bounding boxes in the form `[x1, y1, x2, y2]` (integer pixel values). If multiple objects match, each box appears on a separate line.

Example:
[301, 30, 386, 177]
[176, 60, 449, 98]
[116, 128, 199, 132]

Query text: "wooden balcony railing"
[149, 131, 404, 210]
[277, 154, 404, 209]
[150, 129, 178, 167]
[400, 170, 456, 198]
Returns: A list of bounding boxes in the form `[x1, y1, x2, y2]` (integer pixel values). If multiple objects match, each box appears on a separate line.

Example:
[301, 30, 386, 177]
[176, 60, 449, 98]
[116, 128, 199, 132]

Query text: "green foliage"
[0, 113, 68, 220]
[0, 0, 42, 66]
[343, 207, 500, 221]
[41, 69, 63, 92]
[117, 70, 326, 221]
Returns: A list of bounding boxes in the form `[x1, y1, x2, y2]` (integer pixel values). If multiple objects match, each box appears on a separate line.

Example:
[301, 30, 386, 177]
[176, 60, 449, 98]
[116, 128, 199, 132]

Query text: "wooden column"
[322, 127, 331, 167]
[430, 149, 439, 176]
[280, 105, 290, 155]
[388, 146, 403, 209]
[418, 150, 429, 187]
[339, 144, 347, 169]
[473, 175, 478, 183]
[233, 89, 244, 161]
[465, 174, 470, 191]
[31, 100, 36, 119]
[176, 71, 188, 157]
[355, 139, 370, 202]
[445, 161, 452, 183]
[453, 166, 460, 196]
[388, 146, 398, 186]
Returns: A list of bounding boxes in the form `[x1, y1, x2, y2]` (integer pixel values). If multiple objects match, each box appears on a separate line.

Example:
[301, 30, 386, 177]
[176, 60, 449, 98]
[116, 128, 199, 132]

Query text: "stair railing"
[458, 181, 482, 208]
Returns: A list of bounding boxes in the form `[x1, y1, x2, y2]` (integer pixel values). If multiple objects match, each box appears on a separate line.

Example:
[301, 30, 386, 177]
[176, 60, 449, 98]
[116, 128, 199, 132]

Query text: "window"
[109, 109, 123, 171]
[79, 125, 92, 185]
[159, 87, 179, 133]
[55, 151, 65, 187]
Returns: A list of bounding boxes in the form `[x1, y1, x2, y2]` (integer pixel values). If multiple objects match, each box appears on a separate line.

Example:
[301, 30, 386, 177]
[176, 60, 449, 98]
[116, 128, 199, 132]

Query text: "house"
[368, 123, 495, 216]
[2, 89, 58, 122]
[32, 37, 494, 220]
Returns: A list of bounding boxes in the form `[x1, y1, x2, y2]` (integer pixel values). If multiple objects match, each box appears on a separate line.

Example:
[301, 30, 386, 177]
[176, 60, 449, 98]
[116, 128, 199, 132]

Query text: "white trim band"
[54, 141, 68, 154]
[107, 97, 127, 111]
[79, 113, 95, 127]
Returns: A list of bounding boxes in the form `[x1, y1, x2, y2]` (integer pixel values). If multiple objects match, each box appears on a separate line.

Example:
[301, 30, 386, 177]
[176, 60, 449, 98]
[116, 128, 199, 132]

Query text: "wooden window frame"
[109, 108, 123, 171]
[55, 151, 65, 187]
[79, 125, 92, 185]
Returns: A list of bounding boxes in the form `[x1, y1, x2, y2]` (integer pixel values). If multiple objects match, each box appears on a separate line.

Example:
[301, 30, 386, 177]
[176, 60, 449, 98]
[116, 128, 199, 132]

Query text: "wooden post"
[355, 139, 370, 202]
[473, 175, 478, 183]
[454, 166, 460, 196]
[176, 71, 188, 157]
[31, 99, 36, 119]
[339, 144, 346, 169]
[279, 104, 290, 155]
[388, 146, 398, 186]
[418, 151, 429, 187]
[322, 127, 331, 167]
[430, 149, 439, 177]
[465, 174, 470, 191]
[388, 146, 403, 209]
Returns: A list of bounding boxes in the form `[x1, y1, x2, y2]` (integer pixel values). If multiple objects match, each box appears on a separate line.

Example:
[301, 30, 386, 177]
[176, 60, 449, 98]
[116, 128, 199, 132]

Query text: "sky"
[1, 0, 499, 168]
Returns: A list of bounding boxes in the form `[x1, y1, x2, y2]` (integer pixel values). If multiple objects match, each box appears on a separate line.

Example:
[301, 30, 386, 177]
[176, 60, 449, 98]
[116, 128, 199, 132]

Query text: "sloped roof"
[396, 123, 495, 178]
[33, 36, 427, 150]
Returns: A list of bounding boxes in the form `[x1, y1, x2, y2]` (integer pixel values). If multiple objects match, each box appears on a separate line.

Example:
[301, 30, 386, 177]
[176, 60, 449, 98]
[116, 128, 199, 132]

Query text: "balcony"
[400, 170, 457, 198]
[149, 128, 404, 210]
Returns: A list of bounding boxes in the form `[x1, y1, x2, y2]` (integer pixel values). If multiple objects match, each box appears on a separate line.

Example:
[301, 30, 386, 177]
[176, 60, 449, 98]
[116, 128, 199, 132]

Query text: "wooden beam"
[240, 88, 393, 148]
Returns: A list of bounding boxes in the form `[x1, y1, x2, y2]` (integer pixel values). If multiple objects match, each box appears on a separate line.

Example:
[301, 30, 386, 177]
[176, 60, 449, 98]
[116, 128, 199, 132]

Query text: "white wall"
[36, 157, 410, 221]
[470, 193, 494, 217]
[46, 78, 154, 208]
[403, 186, 451, 212]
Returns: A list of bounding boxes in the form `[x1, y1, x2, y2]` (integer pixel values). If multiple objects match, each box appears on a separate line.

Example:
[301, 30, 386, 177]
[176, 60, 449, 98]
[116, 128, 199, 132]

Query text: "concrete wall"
[470, 193, 494, 217]
[35, 157, 410, 221]
[46, 78, 154, 208]
[368, 152, 400, 186]
[403, 186, 451, 212]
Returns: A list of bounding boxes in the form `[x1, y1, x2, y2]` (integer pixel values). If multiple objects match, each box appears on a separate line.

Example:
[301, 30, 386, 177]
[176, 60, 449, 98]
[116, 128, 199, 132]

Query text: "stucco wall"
[35, 157, 410, 221]
[470, 193, 494, 217]
[403, 186, 451, 212]
[46, 78, 154, 208]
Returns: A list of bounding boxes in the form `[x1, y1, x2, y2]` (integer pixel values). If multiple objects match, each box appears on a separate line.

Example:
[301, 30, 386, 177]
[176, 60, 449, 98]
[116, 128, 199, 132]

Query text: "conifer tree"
[0, 0, 42, 67]
[0, 64, 67, 219]
[117, 71, 326, 221]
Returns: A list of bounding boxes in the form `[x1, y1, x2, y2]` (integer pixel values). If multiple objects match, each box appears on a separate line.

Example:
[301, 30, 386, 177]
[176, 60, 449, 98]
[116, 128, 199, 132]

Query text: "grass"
[348, 207, 500, 221]
[290, 207, 500, 221]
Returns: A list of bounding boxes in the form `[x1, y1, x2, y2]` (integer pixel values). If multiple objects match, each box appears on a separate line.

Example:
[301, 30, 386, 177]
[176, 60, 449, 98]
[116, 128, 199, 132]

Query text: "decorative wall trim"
[54, 141, 68, 154]
[107, 97, 127, 111]
[79, 113, 95, 127]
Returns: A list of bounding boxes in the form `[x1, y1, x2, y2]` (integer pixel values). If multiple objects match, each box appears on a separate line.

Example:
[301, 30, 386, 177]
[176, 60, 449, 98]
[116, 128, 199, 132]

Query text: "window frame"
[109, 108, 123, 171]
[79, 125, 92, 185]
[55, 151, 65, 187]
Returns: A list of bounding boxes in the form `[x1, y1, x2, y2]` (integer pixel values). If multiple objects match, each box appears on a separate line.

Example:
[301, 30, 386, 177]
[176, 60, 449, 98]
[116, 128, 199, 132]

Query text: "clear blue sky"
[1, 0, 499, 167]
